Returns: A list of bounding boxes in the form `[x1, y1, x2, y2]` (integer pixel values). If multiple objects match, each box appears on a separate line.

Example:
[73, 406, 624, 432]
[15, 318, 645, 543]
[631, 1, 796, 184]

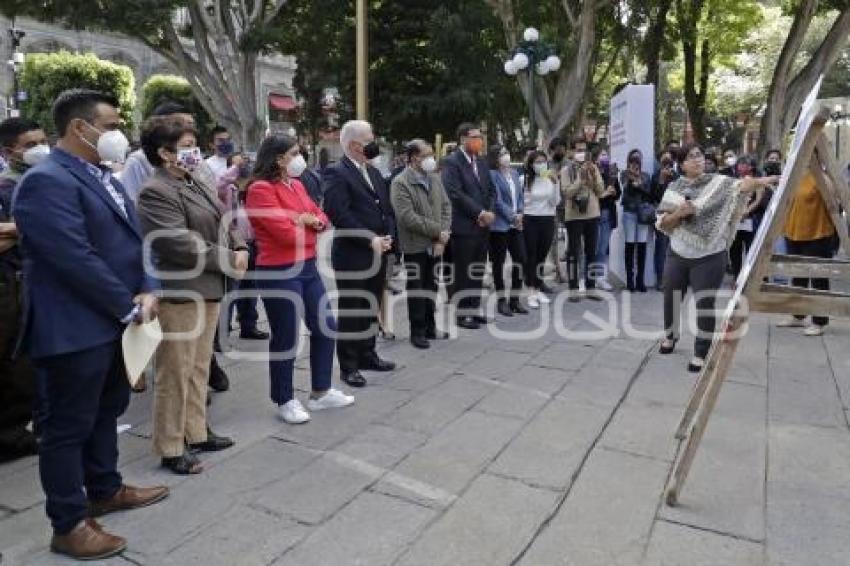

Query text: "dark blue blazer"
[489, 168, 524, 232]
[12, 148, 156, 359]
[440, 150, 496, 236]
[322, 156, 397, 272]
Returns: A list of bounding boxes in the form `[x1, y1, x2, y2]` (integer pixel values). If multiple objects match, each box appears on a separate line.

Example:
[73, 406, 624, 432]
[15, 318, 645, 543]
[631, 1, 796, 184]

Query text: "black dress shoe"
[208, 358, 230, 392]
[425, 328, 449, 340]
[456, 316, 481, 330]
[239, 328, 269, 340]
[361, 357, 396, 372]
[341, 370, 367, 387]
[497, 300, 513, 317]
[472, 315, 491, 324]
[411, 335, 430, 349]
[188, 429, 234, 452]
[509, 301, 529, 314]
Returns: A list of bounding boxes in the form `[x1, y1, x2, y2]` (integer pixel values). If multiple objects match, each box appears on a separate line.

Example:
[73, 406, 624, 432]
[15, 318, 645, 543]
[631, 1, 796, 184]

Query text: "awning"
[268, 93, 296, 111]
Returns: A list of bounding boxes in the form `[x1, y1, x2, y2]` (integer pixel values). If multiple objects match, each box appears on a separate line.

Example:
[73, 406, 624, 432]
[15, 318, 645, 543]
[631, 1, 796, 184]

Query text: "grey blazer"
[137, 168, 247, 302]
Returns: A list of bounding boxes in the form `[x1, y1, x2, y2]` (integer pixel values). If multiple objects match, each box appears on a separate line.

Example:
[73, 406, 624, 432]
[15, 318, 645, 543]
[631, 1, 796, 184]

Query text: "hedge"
[141, 74, 214, 143]
[19, 51, 135, 134]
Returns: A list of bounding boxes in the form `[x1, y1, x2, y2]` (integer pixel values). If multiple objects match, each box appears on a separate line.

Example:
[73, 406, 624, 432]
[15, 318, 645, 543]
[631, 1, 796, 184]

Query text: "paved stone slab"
[558, 363, 639, 411]
[768, 357, 846, 430]
[381, 361, 457, 393]
[0, 506, 50, 564]
[820, 325, 850, 409]
[379, 411, 524, 502]
[599, 399, 683, 462]
[160, 504, 308, 566]
[518, 449, 669, 566]
[379, 376, 492, 435]
[278, 491, 436, 566]
[460, 348, 534, 379]
[642, 520, 763, 566]
[530, 342, 599, 371]
[499, 364, 574, 396]
[766, 423, 850, 566]
[489, 399, 611, 490]
[0, 463, 44, 512]
[396, 473, 558, 566]
[332, 423, 428, 470]
[626, 355, 697, 409]
[659, 382, 766, 542]
[473, 379, 552, 421]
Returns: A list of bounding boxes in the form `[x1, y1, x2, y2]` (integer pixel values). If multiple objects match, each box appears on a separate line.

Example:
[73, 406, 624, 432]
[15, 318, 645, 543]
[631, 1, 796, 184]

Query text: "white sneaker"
[307, 388, 355, 411]
[537, 291, 551, 305]
[278, 399, 310, 424]
[597, 279, 613, 291]
[527, 294, 540, 309]
[803, 325, 825, 337]
[777, 316, 805, 328]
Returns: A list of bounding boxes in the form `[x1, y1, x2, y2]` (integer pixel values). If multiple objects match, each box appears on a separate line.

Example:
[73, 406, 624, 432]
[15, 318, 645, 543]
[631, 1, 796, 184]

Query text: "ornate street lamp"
[503, 27, 560, 145]
[7, 24, 26, 117]
[829, 103, 850, 162]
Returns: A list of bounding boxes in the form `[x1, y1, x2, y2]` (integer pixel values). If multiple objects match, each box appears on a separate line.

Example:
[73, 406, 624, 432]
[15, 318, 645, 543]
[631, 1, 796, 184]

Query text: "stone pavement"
[1, 285, 849, 565]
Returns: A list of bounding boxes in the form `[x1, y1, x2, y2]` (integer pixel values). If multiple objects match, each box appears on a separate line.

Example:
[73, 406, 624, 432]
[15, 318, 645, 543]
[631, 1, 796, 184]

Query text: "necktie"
[360, 164, 375, 191]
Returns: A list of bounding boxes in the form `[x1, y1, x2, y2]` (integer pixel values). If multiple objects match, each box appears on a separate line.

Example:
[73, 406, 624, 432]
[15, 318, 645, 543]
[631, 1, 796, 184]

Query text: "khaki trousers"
[152, 301, 219, 457]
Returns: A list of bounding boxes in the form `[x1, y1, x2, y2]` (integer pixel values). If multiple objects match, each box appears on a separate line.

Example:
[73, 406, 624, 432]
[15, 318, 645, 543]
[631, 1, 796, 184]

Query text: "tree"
[758, 0, 850, 153]
[19, 51, 135, 134]
[1, 0, 292, 149]
[484, 0, 607, 147]
[141, 74, 214, 141]
[671, 0, 762, 144]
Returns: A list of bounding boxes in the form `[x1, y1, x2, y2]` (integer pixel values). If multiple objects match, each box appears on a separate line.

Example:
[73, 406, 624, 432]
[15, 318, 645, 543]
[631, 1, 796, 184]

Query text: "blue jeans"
[621, 211, 649, 243]
[595, 208, 613, 266]
[653, 227, 669, 281]
[257, 259, 336, 405]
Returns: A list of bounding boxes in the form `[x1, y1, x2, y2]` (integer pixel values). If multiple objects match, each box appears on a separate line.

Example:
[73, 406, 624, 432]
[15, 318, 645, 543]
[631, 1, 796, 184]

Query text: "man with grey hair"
[323, 120, 397, 388]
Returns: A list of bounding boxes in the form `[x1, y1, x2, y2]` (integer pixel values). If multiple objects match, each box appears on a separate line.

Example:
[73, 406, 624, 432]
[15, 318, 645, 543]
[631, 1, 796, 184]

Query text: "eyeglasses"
[685, 153, 704, 162]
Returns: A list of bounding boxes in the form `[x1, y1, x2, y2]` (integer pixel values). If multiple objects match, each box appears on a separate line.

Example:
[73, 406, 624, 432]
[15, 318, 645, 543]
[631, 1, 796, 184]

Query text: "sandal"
[161, 453, 203, 475]
[687, 357, 705, 373]
[659, 338, 677, 354]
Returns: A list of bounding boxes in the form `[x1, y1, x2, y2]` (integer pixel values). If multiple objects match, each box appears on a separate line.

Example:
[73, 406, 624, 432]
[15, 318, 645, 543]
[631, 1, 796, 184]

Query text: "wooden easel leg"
[675, 340, 717, 440]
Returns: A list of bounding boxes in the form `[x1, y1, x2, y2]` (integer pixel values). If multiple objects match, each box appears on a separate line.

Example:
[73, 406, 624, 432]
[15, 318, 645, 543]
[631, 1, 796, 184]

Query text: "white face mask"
[499, 154, 512, 168]
[286, 154, 308, 178]
[725, 156, 737, 167]
[22, 144, 50, 166]
[533, 162, 548, 175]
[420, 156, 437, 174]
[176, 147, 202, 171]
[82, 123, 130, 164]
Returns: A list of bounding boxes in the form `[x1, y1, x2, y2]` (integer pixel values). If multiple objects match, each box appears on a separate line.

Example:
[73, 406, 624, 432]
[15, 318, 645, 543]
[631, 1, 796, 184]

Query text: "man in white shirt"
[205, 125, 233, 181]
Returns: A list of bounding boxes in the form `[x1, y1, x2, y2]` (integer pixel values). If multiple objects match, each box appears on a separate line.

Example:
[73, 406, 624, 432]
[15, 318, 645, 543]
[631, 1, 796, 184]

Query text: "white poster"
[607, 85, 656, 287]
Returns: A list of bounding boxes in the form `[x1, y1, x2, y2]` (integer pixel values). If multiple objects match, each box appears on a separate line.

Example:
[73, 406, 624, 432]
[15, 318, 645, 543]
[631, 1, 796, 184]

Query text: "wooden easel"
[665, 101, 850, 506]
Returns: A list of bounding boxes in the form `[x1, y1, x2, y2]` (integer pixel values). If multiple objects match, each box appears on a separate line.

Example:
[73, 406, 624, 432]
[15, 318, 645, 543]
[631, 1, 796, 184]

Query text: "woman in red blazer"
[247, 135, 353, 424]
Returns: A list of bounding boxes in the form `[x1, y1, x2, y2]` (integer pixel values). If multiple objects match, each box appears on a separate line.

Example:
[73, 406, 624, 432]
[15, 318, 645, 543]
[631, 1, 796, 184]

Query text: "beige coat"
[562, 165, 604, 221]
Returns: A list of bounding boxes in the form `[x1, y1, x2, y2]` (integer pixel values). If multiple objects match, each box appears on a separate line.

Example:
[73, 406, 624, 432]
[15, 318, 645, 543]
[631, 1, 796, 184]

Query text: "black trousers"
[448, 233, 488, 317]
[0, 270, 36, 461]
[523, 216, 555, 290]
[489, 229, 527, 298]
[35, 340, 130, 534]
[787, 236, 834, 326]
[729, 229, 755, 277]
[663, 250, 727, 359]
[404, 252, 438, 337]
[566, 218, 600, 290]
[335, 256, 387, 372]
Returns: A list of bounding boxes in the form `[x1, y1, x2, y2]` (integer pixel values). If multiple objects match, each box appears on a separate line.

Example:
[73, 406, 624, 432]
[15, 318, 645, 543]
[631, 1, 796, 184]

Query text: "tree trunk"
[678, 0, 709, 145]
[644, 0, 672, 150]
[759, 4, 850, 153]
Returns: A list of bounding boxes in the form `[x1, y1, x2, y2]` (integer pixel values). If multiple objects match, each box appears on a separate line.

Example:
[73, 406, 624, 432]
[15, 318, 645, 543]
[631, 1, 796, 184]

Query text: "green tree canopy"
[19, 51, 135, 135]
[141, 74, 214, 142]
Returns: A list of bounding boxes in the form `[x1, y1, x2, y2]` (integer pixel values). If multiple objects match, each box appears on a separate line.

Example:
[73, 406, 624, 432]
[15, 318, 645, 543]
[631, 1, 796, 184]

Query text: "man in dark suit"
[441, 123, 496, 329]
[323, 120, 397, 388]
[13, 89, 168, 560]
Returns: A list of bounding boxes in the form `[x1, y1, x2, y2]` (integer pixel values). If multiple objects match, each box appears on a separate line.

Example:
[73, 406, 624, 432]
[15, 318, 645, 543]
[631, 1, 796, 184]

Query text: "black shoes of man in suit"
[341, 356, 397, 388]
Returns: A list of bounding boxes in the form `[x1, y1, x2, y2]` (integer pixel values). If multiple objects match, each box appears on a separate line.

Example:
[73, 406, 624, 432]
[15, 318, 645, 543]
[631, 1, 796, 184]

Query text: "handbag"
[637, 201, 657, 225]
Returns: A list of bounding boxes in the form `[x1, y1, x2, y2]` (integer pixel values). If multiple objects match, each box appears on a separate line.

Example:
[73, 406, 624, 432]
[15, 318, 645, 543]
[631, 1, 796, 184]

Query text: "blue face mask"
[216, 140, 234, 157]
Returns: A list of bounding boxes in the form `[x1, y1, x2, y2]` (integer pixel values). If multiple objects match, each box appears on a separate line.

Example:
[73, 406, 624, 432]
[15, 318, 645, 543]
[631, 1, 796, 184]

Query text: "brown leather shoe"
[89, 484, 169, 517]
[50, 519, 126, 560]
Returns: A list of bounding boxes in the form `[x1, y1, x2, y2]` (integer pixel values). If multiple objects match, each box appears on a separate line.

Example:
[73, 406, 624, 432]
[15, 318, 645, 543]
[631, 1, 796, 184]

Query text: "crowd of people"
[0, 87, 839, 560]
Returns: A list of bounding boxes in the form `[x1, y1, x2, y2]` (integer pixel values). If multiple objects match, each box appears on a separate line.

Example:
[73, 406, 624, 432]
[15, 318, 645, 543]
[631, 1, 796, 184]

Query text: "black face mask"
[764, 162, 781, 176]
[552, 151, 565, 162]
[363, 141, 380, 160]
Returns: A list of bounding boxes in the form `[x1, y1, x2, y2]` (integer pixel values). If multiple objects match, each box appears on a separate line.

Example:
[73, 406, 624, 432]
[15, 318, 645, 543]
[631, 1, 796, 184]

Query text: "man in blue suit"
[13, 89, 168, 560]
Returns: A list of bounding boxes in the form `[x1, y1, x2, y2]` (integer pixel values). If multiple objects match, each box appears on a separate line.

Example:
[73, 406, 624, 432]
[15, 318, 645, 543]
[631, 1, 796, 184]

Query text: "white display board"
[607, 84, 657, 286]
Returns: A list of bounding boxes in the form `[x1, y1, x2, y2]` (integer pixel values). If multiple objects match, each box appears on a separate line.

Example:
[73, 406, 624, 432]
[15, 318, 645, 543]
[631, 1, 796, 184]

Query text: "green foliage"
[141, 74, 214, 141]
[18, 51, 135, 134]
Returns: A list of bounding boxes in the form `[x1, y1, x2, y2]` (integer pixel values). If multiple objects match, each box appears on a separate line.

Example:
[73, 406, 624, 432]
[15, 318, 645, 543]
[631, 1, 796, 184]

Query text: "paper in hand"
[122, 318, 163, 388]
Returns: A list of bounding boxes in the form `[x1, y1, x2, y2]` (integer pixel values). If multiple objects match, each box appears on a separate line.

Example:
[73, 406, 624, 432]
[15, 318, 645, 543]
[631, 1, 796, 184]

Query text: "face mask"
[420, 156, 437, 174]
[22, 144, 50, 166]
[598, 156, 610, 166]
[216, 140, 234, 157]
[574, 152, 586, 163]
[286, 154, 308, 178]
[176, 147, 202, 171]
[362, 141, 380, 160]
[81, 123, 129, 164]
[238, 162, 252, 178]
[466, 138, 483, 155]
[533, 162, 548, 175]
[499, 154, 512, 168]
[725, 156, 737, 167]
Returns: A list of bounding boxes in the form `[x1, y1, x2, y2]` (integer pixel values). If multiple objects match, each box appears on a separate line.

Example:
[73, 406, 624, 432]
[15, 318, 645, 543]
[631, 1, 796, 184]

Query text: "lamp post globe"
[545, 55, 561, 72]
[523, 27, 539, 42]
[512, 52, 529, 70]
[504, 60, 519, 76]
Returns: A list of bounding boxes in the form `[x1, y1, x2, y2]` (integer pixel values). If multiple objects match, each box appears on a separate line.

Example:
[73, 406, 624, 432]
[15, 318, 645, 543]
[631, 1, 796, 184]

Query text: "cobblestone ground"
[2, 271, 849, 565]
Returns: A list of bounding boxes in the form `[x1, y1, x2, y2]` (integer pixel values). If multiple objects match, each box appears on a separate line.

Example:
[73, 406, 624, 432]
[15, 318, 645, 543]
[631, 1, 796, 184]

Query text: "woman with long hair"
[522, 150, 560, 308]
[246, 135, 354, 424]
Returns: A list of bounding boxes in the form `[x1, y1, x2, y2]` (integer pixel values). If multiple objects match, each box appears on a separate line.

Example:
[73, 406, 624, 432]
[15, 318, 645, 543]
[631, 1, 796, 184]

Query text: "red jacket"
[246, 178, 329, 266]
